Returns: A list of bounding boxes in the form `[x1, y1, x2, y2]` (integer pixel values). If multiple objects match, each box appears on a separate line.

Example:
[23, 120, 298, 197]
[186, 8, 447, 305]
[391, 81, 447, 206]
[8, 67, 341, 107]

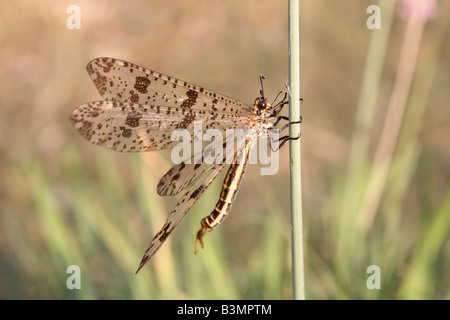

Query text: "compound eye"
[253, 97, 265, 109]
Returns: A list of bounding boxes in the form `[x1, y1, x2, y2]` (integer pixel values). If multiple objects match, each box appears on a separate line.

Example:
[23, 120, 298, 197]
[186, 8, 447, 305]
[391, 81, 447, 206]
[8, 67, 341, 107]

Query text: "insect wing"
[136, 160, 227, 273]
[71, 100, 255, 152]
[157, 129, 247, 196]
[136, 133, 249, 272]
[87, 57, 253, 117]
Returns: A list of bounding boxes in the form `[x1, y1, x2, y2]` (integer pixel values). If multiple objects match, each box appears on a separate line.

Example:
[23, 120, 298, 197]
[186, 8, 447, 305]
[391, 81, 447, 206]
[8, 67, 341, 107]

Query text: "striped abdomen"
[195, 139, 252, 251]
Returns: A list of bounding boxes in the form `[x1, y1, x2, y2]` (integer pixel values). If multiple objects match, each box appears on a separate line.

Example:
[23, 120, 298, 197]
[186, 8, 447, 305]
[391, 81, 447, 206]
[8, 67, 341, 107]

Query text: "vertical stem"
[288, 0, 305, 300]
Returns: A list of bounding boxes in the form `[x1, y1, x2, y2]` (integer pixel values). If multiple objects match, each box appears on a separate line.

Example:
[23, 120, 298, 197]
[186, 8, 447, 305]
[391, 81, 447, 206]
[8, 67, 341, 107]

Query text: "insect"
[70, 57, 300, 273]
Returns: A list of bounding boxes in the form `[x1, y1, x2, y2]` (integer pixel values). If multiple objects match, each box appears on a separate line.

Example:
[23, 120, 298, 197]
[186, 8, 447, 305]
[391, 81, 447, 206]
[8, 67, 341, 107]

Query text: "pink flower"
[400, 0, 437, 22]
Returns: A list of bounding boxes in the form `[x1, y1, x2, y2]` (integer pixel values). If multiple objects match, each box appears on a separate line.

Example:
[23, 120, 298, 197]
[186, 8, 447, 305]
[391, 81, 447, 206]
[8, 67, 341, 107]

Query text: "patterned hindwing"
[135, 160, 228, 273]
[157, 129, 248, 195]
[87, 57, 254, 117]
[135, 132, 250, 272]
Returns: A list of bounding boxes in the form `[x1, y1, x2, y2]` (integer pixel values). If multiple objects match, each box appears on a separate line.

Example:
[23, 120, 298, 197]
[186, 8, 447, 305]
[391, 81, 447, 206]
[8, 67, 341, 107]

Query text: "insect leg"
[278, 116, 302, 133]
[276, 134, 301, 150]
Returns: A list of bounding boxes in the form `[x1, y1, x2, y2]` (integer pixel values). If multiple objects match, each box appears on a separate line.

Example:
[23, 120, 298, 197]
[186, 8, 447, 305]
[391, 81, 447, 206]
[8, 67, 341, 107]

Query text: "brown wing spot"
[181, 89, 198, 108]
[158, 223, 172, 242]
[87, 63, 95, 75]
[134, 76, 151, 94]
[93, 71, 108, 96]
[102, 61, 114, 73]
[130, 93, 139, 103]
[125, 112, 142, 128]
[122, 128, 132, 138]
[194, 162, 202, 170]
[90, 109, 100, 117]
[175, 110, 195, 129]
[190, 185, 205, 199]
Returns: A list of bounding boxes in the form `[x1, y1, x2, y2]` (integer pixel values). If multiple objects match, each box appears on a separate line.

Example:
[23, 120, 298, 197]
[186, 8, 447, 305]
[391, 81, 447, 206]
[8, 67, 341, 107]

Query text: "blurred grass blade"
[344, 0, 395, 215]
[398, 185, 450, 299]
[358, 2, 427, 229]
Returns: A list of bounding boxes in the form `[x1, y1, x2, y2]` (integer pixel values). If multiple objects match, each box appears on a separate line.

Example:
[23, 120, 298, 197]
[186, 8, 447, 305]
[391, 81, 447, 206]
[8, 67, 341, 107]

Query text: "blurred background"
[0, 0, 449, 299]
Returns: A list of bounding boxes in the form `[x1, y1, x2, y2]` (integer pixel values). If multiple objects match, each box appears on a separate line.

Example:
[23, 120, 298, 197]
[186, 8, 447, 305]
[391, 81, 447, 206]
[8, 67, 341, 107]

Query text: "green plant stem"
[288, 0, 304, 300]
